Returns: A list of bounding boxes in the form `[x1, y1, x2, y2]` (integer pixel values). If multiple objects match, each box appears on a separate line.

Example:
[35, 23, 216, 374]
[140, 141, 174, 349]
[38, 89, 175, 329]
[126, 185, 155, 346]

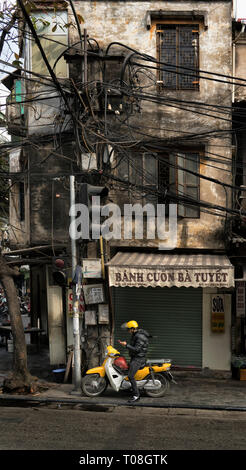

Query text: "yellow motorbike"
[81, 345, 175, 398]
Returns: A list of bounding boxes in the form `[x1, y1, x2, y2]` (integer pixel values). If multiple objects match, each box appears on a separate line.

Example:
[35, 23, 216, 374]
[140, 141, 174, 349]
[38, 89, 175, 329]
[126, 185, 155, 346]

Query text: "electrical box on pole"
[79, 183, 109, 240]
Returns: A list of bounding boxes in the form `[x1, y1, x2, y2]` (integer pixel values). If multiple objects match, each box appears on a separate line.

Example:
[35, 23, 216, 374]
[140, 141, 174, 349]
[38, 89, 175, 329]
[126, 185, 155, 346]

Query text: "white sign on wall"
[98, 304, 109, 324]
[85, 310, 97, 326]
[82, 259, 102, 278]
[83, 284, 105, 304]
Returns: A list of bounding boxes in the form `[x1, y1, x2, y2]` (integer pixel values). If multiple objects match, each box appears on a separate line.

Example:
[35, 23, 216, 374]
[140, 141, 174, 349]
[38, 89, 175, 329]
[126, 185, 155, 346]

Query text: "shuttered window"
[116, 152, 160, 207]
[169, 152, 200, 218]
[116, 150, 200, 218]
[156, 24, 199, 90]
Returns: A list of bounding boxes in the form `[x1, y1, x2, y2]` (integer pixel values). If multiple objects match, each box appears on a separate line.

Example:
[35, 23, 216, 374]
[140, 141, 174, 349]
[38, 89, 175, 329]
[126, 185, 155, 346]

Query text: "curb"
[1, 394, 246, 412]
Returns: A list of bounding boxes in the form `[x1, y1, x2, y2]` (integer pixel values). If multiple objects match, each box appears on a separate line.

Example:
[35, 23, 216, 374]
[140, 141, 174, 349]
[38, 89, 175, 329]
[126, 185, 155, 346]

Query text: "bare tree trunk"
[0, 258, 38, 393]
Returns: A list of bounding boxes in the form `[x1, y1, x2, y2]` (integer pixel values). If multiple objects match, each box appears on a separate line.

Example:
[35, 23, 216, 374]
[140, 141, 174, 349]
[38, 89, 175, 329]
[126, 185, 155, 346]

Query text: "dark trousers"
[128, 357, 145, 397]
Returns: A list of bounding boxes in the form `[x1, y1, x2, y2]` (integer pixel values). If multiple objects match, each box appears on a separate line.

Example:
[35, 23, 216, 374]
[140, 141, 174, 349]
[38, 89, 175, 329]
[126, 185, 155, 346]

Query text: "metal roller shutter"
[112, 286, 202, 368]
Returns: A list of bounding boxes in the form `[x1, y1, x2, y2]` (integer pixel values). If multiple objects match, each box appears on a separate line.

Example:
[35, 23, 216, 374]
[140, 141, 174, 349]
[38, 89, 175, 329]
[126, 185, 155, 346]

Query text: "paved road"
[0, 405, 246, 451]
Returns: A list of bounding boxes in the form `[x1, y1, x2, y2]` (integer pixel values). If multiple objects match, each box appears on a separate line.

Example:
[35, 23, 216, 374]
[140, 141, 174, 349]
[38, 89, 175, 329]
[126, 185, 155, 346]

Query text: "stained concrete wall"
[234, 28, 246, 102]
[28, 143, 71, 245]
[9, 149, 29, 247]
[8, 1, 233, 250]
[68, 1, 232, 250]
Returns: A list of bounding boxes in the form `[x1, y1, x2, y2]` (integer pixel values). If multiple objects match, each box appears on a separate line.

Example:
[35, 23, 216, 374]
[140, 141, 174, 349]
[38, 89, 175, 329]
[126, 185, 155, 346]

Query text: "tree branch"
[0, 11, 18, 56]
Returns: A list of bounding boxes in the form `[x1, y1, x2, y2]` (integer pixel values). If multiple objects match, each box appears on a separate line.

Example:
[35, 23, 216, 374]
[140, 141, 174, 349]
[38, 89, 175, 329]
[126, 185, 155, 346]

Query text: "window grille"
[157, 25, 199, 90]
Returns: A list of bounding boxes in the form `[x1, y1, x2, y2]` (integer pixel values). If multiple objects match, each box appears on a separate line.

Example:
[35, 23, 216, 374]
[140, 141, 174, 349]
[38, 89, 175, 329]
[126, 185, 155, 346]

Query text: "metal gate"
[112, 286, 202, 368]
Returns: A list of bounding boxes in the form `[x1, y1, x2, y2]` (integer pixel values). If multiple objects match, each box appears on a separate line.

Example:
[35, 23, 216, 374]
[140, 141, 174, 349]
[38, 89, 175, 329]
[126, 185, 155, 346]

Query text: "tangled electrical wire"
[1, 2, 246, 226]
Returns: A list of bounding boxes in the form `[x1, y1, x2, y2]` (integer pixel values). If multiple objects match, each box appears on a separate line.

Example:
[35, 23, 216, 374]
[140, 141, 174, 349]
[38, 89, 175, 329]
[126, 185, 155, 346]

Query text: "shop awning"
[107, 252, 235, 288]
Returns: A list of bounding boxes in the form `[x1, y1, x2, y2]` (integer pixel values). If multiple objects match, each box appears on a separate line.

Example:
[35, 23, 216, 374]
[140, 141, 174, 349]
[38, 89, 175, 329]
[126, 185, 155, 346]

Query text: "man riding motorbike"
[118, 320, 151, 403]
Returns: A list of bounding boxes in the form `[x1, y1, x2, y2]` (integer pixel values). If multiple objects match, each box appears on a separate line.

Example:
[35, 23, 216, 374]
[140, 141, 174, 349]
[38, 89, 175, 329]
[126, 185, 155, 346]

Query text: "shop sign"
[109, 267, 234, 288]
[98, 304, 109, 324]
[67, 289, 85, 317]
[211, 295, 225, 333]
[83, 284, 105, 304]
[236, 281, 245, 317]
[82, 259, 102, 278]
[85, 310, 97, 325]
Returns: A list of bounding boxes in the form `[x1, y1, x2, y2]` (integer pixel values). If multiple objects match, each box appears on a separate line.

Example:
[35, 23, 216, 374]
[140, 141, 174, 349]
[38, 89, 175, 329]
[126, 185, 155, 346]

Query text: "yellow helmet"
[121, 320, 138, 330]
[126, 320, 138, 329]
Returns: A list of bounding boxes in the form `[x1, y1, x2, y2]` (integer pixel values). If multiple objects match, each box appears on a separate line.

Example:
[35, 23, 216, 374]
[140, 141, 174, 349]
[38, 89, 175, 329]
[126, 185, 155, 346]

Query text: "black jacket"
[126, 329, 150, 359]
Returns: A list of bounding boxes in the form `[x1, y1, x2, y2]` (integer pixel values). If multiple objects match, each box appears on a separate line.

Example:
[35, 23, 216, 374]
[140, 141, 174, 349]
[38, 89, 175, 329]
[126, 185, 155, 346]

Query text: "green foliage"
[11, 59, 22, 68]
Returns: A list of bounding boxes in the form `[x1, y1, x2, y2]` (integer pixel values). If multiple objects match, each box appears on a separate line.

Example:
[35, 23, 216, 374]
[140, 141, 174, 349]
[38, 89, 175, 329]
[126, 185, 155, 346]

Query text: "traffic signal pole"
[70, 175, 81, 390]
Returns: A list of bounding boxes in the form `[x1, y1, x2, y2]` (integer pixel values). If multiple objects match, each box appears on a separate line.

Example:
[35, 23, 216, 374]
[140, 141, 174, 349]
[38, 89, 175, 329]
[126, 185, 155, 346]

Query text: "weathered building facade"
[230, 13, 246, 357]
[74, 0, 234, 370]
[3, 0, 237, 371]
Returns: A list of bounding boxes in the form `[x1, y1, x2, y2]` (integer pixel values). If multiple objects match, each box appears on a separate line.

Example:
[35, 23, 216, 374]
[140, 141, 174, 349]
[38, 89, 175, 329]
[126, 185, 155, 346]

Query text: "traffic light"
[79, 183, 109, 240]
[52, 256, 67, 286]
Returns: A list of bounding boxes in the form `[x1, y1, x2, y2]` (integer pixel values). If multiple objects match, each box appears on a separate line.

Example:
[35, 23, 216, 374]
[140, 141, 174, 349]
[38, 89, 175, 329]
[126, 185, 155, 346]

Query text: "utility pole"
[70, 175, 81, 390]
[69, 31, 88, 390]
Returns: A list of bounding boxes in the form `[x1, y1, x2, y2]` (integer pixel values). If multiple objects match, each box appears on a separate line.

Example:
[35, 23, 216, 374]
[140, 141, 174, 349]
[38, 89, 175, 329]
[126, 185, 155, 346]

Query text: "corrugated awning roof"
[107, 252, 233, 269]
[107, 252, 234, 288]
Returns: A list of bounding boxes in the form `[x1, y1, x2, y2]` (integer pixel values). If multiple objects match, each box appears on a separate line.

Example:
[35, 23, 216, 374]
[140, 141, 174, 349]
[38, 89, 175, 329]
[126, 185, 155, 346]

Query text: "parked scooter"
[81, 345, 176, 398]
[20, 299, 29, 315]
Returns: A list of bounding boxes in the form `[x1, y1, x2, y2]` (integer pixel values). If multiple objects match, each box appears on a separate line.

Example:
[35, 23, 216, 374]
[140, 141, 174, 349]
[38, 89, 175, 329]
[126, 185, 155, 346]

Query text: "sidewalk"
[0, 346, 246, 411]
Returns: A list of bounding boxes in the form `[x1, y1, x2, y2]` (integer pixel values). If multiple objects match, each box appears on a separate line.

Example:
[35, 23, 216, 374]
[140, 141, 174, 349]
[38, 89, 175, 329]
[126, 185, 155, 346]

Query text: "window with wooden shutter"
[156, 24, 199, 90]
[143, 153, 158, 205]
[116, 150, 200, 218]
[169, 152, 200, 218]
[116, 152, 160, 208]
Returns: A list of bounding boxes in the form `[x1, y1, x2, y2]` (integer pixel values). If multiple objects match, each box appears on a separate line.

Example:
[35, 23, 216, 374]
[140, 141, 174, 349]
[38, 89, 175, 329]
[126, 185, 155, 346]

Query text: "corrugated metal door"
[112, 287, 202, 368]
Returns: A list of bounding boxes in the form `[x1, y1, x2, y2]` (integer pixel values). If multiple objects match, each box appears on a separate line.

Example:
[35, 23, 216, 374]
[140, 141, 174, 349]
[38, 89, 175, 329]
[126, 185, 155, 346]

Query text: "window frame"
[169, 151, 201, 219]
[30, 10, 69, 78]
[155, 20, 201, 91]
[116, 151, 160, 208]
[115, 150, 201, 219]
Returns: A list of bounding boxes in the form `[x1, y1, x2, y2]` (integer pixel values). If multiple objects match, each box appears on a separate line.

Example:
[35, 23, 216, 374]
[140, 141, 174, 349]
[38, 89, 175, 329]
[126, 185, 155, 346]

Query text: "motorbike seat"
[146, 359, 170, 365]
[112, 364, 129, 375]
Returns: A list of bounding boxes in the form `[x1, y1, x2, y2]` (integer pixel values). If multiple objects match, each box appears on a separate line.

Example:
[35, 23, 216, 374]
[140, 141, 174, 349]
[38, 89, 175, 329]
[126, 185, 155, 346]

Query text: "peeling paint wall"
[28, 143, 71, 245]
[234, 32, 246, 102]
[9, 149, 29, 247]
[9, 1, 233, 250]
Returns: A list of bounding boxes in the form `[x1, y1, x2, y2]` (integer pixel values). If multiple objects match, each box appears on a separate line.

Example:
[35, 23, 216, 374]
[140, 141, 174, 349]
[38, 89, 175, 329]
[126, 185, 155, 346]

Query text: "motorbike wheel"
[145, 373, 169, 398]
[81, 374, 108, 397]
